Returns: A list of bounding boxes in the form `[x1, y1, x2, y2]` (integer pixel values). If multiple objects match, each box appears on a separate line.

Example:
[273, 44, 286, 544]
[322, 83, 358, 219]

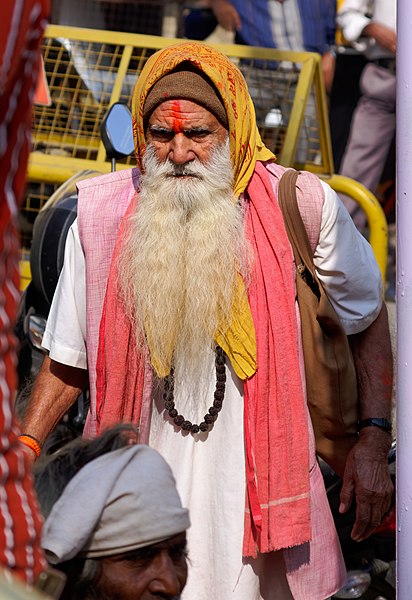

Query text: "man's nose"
[148, 553, 185, 597]
[169, 133, 195, 164]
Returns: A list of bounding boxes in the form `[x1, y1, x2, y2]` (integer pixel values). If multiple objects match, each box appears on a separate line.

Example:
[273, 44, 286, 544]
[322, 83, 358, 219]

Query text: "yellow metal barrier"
[23, 25, 387, 282]
[29, 25, 332, 178]
[325, 175, 388, 282]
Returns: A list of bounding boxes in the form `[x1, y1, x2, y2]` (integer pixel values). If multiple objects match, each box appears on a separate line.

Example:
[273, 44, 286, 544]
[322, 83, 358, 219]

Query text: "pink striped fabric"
[0, 0, 49, 584]
[77, 168, 155, 439]
[265, 162, 324, 251]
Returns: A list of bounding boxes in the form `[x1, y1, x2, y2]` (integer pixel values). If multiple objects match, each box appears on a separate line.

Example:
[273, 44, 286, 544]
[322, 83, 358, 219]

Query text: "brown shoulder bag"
[278, 169, 358, 476]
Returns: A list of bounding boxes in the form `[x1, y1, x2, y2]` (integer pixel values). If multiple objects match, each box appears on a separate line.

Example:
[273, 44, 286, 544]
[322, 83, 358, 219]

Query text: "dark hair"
[56, 558, 102, 600]
[34, 422, 139, 519]
[34, 423, 140, 600]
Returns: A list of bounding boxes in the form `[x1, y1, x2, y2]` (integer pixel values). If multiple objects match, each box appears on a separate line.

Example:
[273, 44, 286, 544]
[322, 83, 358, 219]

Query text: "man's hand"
[209, 0, 241, 32]
[344, 303, 394, 541]
[363, 23, 396, 54]
[340, 428, 393, 541]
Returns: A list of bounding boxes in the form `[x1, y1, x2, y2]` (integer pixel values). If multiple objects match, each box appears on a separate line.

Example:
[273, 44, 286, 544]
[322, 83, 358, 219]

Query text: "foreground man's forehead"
[148, 99, 225, 126]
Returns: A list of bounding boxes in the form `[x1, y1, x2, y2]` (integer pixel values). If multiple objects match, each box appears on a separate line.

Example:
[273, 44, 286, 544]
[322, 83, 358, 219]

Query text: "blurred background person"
[184, 0, 337, 94]
[337, 0, 396, 231]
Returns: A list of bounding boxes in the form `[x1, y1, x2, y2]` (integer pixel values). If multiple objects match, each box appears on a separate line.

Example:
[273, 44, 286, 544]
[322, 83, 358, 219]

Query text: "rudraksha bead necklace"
[163, 345, 226, 434]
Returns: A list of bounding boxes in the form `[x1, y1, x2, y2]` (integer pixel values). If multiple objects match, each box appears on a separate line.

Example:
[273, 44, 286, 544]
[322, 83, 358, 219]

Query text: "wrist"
[357, 425, 392, 453]
[357, 417, 392, 435]
[324, 45, 337, 58]
[18, 434, 42, 460]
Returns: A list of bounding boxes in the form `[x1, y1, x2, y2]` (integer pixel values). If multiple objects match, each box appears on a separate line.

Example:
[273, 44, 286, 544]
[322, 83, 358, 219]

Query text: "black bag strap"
[277, 168, 316, 279]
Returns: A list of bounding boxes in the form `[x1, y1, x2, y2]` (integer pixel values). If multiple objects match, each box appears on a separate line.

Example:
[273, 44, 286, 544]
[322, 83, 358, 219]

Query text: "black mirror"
[100, 103, 134, 165]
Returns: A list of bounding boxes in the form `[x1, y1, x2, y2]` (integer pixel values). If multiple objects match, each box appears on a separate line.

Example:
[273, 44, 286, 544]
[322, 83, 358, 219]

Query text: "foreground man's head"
[35, 425, 190, 600]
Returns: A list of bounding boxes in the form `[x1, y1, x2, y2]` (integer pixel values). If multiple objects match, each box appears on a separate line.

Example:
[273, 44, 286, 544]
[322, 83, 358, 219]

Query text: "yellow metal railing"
[24, 25, 387, 281]
[29, 25, 333, 180]
[325, 175, 388, 282]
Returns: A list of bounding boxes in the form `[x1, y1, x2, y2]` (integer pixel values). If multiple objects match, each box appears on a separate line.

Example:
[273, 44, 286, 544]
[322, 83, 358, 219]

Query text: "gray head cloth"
[41, 445, 190, 563]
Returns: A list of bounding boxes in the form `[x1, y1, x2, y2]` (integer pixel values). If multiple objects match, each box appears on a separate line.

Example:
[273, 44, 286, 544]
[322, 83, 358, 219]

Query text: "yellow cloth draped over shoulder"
[131, 41, 276, 380]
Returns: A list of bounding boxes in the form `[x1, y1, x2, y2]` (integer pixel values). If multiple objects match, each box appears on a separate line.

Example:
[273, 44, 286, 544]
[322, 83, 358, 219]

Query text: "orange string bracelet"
[18, 434, 42, 459]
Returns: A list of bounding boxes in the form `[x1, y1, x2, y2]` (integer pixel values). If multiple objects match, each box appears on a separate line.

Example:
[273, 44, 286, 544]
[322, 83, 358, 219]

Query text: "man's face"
[96, 532, 188, 599]
[146, 99, 228, 166]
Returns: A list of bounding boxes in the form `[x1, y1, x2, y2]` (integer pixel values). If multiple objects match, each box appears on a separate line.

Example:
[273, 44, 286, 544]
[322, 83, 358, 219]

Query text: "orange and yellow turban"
[132, 41, 275, 197]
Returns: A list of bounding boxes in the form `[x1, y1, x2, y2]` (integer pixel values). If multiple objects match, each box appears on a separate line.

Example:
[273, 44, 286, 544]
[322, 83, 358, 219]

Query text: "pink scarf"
[243, 162, 310, 556]
[95, 162, 311, 556]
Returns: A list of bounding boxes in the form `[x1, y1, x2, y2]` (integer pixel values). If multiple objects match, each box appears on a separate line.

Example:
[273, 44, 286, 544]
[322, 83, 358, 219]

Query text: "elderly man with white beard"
[21, 42, 393, 600]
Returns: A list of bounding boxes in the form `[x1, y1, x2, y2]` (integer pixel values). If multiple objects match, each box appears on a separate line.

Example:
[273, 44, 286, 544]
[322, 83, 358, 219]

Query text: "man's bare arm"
[340, 303, 394, 541]
[22, 355, 88, 449]
[363, 22, 396, 54]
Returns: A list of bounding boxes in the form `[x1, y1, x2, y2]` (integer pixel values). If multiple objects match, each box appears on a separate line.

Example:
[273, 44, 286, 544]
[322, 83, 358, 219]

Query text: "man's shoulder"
[263, 162, 325, 250]
[76, 167, 140, 240]
[77, 166, 140, 217]
[264, 162, 324, 192]
[77, 167, 140, 191]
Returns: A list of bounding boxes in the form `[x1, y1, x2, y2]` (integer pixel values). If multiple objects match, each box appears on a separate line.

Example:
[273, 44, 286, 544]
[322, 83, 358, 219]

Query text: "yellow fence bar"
[325, 174, 388, 282]
[28, 152, 130, 184]
[96, 43, 135, 162]
[23, 24, 388, 288]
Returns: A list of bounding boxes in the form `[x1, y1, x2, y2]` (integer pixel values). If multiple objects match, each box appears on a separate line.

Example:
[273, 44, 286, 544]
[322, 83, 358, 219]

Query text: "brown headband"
[143, 66, 228, 129]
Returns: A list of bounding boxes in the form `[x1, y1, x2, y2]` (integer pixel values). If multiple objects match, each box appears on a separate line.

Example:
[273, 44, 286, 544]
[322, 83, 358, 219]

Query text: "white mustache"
[143, 140, 233, 189]
[169, 164, 202, 177]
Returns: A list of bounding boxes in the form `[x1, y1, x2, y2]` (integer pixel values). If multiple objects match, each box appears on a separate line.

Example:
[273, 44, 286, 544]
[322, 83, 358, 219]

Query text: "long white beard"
[117, 139, 252, 385]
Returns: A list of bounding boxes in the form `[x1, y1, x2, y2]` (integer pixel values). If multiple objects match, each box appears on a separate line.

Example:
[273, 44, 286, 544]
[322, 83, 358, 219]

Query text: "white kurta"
[43, 181, 382, 599]
[149, 353, 297, 598]
[148, 342, 346, 600]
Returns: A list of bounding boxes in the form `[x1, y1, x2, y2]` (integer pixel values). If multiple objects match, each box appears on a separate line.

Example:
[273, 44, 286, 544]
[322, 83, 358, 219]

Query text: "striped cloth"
[229, 0, 336, 54]
[0, 0, 49, 584]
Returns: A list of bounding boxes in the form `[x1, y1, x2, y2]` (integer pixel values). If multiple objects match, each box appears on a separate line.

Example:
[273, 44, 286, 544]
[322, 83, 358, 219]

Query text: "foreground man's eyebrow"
[148, 125, 212, 137]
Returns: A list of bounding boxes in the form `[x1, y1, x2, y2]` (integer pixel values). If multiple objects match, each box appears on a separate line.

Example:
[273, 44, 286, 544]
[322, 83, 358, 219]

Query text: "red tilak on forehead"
[171, 100, 184, 133]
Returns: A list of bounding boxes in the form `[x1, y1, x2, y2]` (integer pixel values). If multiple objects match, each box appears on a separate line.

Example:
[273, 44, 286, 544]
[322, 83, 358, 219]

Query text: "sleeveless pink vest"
[77, 167, 140, 437]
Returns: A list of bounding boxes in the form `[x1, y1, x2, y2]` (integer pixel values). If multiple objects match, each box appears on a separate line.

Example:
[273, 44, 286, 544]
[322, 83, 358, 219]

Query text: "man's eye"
[149, 129, 174, 142]
[186, 130, 209, 141]
[169, 545, 188, 562]
[121, 547, 158, 564]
